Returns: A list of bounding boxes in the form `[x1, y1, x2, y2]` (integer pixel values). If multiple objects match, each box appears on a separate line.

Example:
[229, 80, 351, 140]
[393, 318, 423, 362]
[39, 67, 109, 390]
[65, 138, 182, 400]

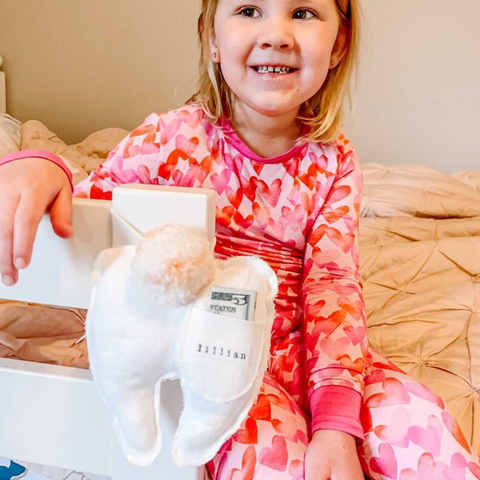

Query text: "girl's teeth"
[255, 66, 292, 74]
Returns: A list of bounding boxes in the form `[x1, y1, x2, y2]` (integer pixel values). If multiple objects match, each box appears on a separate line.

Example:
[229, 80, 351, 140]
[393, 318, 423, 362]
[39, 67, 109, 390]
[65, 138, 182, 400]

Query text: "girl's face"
[212, 0, 346, 119]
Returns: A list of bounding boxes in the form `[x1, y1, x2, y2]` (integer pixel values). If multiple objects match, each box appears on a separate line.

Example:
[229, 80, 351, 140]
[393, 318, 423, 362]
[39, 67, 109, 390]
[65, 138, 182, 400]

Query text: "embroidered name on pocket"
[194, 340, 250, 364]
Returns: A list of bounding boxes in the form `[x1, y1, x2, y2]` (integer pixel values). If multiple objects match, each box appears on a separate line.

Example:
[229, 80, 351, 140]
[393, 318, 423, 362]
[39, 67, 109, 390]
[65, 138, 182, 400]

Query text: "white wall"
[0, 0, 200, 145]
[344, 0, 480, 173]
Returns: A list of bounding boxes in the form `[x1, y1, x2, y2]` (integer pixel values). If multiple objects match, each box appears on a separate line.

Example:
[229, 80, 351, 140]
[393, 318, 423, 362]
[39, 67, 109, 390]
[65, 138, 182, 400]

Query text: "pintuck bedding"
[0, 119, 479, 466]
[359, 164, 480, 457]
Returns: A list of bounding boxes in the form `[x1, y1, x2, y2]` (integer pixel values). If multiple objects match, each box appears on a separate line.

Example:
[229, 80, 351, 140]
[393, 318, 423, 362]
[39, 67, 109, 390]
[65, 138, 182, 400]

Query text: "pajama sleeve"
[74, 112, 165, 199]
[303, 140, 368, 440]
[0, 113, 166, 200]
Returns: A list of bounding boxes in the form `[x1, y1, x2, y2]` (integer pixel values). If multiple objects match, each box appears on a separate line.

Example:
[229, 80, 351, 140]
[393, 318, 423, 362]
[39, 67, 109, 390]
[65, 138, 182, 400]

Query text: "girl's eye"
[238, 7, 260, 18]
[293, 9, 316, 20]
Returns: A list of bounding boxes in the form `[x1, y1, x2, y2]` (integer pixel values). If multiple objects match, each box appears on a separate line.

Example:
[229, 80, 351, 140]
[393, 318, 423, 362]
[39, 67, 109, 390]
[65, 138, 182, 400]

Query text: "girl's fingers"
[0, 195, 20, 285]
[0, 158, 73, 286]
[13, 192, 46, 270]
[49, 186, 74, 239]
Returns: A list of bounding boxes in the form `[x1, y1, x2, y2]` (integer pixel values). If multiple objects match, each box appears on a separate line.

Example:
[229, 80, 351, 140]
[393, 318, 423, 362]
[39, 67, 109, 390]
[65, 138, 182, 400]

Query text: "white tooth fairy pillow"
[86, 224, 278, 468]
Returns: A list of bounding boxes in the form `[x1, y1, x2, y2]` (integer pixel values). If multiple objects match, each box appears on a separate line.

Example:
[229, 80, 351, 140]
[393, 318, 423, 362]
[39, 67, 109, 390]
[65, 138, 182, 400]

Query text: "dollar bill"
[210, 286, 257, 321]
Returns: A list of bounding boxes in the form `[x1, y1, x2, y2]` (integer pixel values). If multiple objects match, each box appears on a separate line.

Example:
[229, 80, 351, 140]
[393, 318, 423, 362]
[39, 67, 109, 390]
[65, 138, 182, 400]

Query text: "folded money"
[209, 286, 257, 321]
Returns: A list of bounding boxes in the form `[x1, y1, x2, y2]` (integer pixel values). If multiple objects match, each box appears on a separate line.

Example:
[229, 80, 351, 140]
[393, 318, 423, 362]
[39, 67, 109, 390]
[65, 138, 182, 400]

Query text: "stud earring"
[212, 52, 217, 60]
[330, 59, 335, 66]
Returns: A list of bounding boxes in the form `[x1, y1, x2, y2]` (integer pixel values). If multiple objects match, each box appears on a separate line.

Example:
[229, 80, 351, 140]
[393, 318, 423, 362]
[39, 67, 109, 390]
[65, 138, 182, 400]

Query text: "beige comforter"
[1, 120, 478, 455]
[359, 165, 480, 455]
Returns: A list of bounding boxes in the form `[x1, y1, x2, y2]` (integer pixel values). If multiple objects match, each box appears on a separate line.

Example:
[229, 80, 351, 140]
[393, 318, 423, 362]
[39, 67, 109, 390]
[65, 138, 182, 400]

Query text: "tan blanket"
[359, 163, 480, 454]
[2, 121, 479, 456]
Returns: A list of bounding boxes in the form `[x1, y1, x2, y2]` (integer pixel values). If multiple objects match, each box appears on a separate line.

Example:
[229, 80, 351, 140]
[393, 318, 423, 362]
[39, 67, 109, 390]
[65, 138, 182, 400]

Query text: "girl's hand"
[305, 430, 365, 480]
[0, 158, 73, 286]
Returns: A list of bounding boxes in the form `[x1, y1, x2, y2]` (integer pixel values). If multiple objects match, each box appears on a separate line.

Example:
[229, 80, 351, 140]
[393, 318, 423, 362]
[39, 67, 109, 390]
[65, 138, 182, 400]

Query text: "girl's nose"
[257, 20, 294, 50]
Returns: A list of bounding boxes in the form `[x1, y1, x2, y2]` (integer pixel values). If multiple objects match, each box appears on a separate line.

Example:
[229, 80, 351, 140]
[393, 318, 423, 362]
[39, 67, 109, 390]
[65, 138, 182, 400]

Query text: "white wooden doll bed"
[0, 57, 212, 480]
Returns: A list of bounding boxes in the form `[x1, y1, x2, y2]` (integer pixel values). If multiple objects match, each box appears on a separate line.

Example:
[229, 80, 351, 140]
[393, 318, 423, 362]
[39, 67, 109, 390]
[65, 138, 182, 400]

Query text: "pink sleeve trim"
[0, 150, 74, 191]
[309, 385, 364, 440]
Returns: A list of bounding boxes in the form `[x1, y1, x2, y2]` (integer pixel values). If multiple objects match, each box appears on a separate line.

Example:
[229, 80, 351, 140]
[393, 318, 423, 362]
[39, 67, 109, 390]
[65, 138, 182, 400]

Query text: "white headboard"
[0, 55, 5, 114]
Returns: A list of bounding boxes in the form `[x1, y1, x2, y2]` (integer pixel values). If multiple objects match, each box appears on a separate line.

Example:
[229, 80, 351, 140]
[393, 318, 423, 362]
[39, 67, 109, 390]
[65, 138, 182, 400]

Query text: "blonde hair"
[189, 0, 361, 144]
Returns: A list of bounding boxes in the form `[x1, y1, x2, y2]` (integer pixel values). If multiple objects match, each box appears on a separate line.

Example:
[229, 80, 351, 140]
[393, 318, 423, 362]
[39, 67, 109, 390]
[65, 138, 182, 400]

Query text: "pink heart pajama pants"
[206, 330, 480, 480]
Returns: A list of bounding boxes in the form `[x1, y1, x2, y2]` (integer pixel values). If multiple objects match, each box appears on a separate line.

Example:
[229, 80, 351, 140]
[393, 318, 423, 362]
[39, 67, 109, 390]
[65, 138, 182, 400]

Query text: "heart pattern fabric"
[74, 104, 365, 403]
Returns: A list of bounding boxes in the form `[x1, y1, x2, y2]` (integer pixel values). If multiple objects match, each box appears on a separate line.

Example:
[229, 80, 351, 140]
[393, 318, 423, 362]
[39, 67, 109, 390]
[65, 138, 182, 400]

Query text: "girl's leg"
[358, 347, 480, 480]
[205, 371, 310, 480]
[206, 329, 310, 480]
[267, 326, 310, 415]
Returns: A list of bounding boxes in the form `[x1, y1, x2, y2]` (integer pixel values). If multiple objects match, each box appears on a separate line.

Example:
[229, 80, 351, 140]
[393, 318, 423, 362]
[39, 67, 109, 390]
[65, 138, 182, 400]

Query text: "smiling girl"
[1, 1, 479, 479]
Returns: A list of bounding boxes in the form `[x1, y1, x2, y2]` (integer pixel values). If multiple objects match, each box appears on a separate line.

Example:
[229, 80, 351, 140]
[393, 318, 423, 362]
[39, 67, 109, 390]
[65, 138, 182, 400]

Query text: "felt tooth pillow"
[86, 224, 278, 468]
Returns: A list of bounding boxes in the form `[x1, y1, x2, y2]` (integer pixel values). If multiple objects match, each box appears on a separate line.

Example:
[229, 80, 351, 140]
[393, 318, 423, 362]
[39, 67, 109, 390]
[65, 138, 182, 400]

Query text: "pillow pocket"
[180, 307, 266, 403]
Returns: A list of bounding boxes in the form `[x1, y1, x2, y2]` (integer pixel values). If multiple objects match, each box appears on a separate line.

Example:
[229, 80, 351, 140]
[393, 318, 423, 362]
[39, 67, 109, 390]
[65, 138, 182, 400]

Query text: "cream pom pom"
[131, 224, 215, 306]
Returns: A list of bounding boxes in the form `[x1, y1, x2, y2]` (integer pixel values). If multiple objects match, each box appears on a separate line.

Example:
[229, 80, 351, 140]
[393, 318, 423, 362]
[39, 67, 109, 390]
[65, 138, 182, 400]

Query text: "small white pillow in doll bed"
[0, 113, 22, 157]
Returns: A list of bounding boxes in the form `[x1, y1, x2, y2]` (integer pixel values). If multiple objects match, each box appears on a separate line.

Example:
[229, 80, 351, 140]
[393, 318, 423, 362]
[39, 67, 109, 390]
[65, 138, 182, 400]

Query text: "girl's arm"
[0, 110, 176, 284]
[0, 111, 168, 200]
[73, 112, 167, 199]
[303, 140, 367, 440]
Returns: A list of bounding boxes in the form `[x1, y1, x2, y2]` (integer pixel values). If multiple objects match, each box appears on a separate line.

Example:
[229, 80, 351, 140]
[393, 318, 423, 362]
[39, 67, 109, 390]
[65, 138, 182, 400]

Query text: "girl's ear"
[210, 31, 220, 64]
[329, 22, 349, 69]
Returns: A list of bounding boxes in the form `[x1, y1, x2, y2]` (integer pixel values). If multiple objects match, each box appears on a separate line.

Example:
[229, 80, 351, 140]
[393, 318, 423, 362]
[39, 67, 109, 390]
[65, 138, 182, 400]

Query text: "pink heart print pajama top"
[74, 104, 366, 439]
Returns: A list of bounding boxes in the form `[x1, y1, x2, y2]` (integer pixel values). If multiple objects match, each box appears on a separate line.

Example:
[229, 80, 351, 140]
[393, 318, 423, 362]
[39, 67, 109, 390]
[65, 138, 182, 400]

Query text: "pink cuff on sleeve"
[309, 385, 364, 440]
[0, 149, 73, 191]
